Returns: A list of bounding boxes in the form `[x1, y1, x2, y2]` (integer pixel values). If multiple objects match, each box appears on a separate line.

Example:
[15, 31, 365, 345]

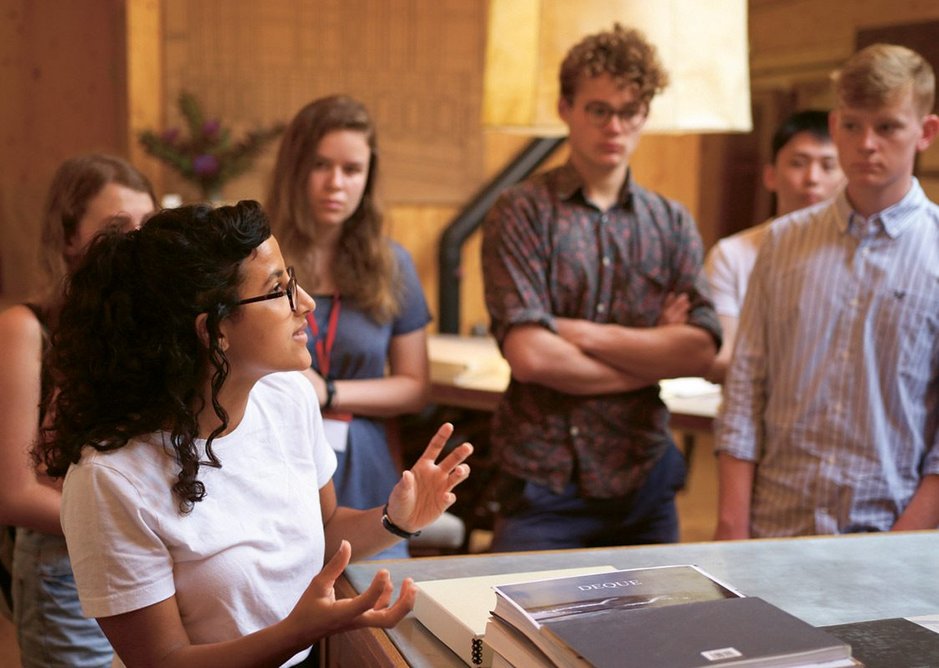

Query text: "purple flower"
[160, 127, 180, 144]
[202, 120, 221, 140]
[192, 154, 220, 176]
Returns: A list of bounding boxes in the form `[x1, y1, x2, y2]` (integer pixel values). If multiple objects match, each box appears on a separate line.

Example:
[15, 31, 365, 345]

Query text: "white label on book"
[701, 647, 743, 661]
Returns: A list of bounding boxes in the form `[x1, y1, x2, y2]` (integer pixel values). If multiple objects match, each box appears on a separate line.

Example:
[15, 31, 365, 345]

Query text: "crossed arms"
[502, 288, 716, 395]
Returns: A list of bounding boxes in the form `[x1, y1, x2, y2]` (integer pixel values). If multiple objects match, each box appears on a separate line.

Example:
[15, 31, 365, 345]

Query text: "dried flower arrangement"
[138, 91, 284, 201]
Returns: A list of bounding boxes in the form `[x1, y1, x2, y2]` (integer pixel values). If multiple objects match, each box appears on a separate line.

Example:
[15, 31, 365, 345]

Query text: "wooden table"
[324, 531, 939, 667]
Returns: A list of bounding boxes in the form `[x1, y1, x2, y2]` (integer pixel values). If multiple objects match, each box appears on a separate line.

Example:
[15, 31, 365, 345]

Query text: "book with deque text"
[490, 564, 744, 667]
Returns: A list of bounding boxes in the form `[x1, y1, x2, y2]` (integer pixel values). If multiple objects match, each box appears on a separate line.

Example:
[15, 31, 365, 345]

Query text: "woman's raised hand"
[385, 422, 472, 534]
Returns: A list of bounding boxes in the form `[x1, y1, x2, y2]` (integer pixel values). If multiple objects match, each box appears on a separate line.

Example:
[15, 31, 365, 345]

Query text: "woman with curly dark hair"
[0, 153, 155, 667]
[36, 200, 471, 667]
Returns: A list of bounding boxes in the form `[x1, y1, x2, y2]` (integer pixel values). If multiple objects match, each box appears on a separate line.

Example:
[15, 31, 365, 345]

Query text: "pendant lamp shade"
[483, 0, 752, 135]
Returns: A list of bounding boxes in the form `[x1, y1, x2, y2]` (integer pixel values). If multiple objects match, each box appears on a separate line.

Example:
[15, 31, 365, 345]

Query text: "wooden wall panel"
[0, 0, 129, 301]
[126, 0, 165, 194]
[159, 0, 485, 205]
[750, 0, 939, 84]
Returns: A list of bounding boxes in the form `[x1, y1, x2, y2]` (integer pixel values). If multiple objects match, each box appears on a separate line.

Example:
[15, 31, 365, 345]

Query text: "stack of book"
[415, 564, 859, 668]
[413, 565, 619, 667]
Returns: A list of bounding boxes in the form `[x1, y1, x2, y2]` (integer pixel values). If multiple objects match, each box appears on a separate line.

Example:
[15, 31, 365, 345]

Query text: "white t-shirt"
[704, 220, 771, 318]
[61, 371, 337, 665]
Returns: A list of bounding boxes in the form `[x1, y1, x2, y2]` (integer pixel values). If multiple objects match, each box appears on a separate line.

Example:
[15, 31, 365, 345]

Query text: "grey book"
[542, 596, 853, 668]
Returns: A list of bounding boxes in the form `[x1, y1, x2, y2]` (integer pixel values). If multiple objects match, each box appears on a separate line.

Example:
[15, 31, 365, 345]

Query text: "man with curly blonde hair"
[482, 24, 720, 551]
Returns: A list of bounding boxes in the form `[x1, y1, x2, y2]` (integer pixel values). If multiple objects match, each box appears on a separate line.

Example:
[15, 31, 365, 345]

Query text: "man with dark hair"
[715, 44, 939, 539]
[481, 24, 720, 551]
[704, 110, 844, 383]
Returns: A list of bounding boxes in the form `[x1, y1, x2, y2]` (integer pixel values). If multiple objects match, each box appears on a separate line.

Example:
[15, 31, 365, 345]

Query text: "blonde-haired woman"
[267, 96, 430, 559]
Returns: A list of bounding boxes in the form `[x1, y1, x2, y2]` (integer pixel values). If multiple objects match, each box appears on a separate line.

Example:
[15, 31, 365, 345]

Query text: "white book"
[412, 565, 617, 667]
[489, 653, 515, 668]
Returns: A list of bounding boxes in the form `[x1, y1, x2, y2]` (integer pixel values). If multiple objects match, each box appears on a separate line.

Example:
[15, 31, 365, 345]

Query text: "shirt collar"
[554, 162, 634, 207]
[834, 178, 926, 239]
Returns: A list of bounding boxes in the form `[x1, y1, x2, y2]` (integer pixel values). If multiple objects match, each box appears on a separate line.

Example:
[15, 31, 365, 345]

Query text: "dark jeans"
[489, 443, 686, 552]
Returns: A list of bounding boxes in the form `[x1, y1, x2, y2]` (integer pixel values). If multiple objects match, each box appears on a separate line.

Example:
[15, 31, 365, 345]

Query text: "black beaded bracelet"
[381, 503, 421, 539]
[323, 378, 336, 411]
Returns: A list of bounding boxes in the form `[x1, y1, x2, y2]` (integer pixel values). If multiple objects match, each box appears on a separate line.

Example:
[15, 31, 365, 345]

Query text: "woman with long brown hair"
[267, 96, 431, 559]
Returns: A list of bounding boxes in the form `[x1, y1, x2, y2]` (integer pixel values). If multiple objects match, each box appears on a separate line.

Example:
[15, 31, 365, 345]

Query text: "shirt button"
[849, 298, 859, 307]
[597, 304, 606, 313]
[599, 214, 608, 224]
[570, 426, 580, 437]
[602, 256, 611, 267]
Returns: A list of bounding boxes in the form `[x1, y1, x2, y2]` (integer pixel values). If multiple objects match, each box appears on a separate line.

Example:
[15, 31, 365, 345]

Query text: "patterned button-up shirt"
[716, 180, 939, 535]
[482, 163, 720, 498]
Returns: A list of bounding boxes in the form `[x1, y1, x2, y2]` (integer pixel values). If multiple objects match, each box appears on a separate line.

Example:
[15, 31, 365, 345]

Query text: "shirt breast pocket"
[872, 283, 939, 380]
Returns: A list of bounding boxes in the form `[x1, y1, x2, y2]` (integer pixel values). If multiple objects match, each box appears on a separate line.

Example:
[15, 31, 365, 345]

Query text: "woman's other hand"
[285, 540, 415, 646]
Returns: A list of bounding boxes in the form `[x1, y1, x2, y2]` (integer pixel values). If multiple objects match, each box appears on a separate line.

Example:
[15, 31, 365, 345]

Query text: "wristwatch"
[323, 378, 336, 410]
[381, 503, 421, 539]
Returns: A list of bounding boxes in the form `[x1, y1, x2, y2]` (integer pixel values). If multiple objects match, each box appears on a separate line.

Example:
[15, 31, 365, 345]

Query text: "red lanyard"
[306, 294, 341, 377]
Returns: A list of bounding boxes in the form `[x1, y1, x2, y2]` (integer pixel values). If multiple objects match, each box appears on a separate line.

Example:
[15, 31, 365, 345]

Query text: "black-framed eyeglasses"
[235, 266, 297, 312]
[583, 101, 646, 128]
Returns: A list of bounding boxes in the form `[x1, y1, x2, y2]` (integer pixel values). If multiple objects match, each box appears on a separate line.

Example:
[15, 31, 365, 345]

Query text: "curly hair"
[559, 23, 669, 107]
[35, 200, 271, 514]
[832, 43, 935, 117]
[38, 154, 156, 313]
[265, 95, 400, 322]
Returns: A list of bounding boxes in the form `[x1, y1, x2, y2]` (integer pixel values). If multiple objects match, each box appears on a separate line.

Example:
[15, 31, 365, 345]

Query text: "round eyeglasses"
[235, 266, 298, 312]
[583, 101, 646, 128]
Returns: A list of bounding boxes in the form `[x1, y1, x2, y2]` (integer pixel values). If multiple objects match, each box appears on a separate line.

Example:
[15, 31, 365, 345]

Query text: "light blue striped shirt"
[716, 180, 939, 536]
